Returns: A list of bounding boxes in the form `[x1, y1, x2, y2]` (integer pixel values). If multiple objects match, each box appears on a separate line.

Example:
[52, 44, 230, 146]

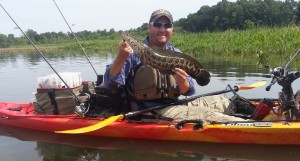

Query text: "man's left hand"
[172, 68, 190, 94]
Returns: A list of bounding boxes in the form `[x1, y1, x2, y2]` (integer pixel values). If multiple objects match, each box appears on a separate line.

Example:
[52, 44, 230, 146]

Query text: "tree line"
[1, 0, 300, 48]
[177, 0, 300, 32]
[0, 29, 120, 48]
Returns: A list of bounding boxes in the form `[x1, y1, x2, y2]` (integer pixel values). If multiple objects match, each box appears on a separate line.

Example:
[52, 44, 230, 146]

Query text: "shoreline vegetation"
[1, 27, 300, 65]
[0, 39, 120, 54]
[2, 27, 300, 53]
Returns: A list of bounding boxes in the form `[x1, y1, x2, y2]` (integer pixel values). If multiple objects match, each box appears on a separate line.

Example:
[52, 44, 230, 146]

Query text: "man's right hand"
[118, 41, 132, 60]
[109, 41, 133, 77]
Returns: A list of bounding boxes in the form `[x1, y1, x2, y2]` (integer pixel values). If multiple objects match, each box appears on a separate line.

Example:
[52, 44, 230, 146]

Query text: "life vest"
[131, 65, 180, 101]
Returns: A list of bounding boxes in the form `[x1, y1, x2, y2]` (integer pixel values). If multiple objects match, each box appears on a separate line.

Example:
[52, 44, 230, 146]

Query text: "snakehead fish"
[121, 32, 210, 86]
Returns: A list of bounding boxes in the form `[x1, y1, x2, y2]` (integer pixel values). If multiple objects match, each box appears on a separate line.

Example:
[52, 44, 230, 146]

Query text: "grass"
[172, 27, 300, 56]
[2, 27, 300, 67]
[171, 27, 300, 68]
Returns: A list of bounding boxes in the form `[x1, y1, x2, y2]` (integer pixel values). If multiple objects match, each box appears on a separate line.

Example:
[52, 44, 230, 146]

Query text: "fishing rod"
[52, 0, 98, 76]
[283, 47, 300, 76]
[55, 81, 267, 134]
[266, 47, 300, 91]
[0, 3, 84, 108]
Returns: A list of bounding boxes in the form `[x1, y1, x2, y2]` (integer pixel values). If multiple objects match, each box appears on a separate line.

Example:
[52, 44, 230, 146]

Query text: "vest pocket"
[133, 66, 161, 100]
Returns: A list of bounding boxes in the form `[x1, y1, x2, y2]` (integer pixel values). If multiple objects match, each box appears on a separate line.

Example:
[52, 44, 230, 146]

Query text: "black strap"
[175, 119, 204, 130]
[124, 63, 143, 107]
[48, 89, 59, 115]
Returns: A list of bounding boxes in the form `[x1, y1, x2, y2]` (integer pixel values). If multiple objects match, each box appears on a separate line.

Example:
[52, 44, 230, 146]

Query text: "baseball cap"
[149, 9, 173, 23]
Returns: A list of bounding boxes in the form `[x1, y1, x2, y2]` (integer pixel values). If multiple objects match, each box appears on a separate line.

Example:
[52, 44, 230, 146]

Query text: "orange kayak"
[0, 101, 299, 145]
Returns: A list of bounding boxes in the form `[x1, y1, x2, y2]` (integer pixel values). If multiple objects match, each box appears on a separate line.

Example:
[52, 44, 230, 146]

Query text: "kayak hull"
[0, 102, 300, 145]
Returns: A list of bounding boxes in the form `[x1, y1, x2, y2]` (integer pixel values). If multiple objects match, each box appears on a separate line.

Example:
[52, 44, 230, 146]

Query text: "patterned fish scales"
[121, 32, 210, 86]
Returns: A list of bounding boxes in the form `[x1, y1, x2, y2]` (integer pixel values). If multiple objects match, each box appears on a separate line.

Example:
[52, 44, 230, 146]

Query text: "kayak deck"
[0, 102, 300, 145]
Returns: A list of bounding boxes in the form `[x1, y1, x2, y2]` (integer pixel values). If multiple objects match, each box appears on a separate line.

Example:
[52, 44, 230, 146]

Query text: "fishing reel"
[74, 92, 92, 117]
[75, 82, 93, 117]
[265, 65, 299, 91]
[264, 49, 300, 120]
[75, 74, 126, 117]
[264, 65, 282, 91]
[75, 102, 90, 117]
[269, 66, 285, 78]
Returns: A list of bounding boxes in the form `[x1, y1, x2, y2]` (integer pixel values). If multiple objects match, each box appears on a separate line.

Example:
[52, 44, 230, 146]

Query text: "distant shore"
[0, 47, 35, 53]
[2, 27, 300, 58]
[0, 46, 60, 53]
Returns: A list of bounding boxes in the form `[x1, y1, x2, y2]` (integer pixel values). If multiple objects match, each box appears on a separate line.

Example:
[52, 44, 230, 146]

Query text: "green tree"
[0, 34, 9, 48]
[25, 29, 38, 43]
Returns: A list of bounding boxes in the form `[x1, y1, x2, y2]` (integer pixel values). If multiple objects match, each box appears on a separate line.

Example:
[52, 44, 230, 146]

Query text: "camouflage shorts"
[157, 95, 247, 124]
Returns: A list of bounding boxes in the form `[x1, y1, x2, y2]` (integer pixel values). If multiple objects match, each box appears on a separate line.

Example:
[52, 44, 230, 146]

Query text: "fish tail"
[195, 70, 210, 86]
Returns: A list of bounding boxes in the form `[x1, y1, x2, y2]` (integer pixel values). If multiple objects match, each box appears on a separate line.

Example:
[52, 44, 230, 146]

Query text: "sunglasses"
[150, 22, 173, 29]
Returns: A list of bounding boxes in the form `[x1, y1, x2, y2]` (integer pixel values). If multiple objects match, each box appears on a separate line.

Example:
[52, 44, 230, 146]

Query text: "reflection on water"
[0, 125, 299, 161]
[35, 142, 300, 161]
[0, 51, 290, 102]
[0, 52, 115, 102]
[0, 51, 300, 161]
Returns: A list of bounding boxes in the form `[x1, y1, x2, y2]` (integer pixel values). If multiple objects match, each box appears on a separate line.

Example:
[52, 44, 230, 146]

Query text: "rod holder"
[96, 74, 103, 86]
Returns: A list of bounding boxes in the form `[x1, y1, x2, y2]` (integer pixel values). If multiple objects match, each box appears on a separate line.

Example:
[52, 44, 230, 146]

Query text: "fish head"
[121, 32, 147, 57]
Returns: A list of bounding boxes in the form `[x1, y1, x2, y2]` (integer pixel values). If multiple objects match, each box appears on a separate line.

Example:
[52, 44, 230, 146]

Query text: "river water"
[0, 51, 299, 161]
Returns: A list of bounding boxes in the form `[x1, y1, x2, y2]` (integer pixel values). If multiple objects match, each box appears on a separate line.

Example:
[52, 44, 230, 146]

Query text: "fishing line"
[0, 3, 81, 104]
[52, 0, 98, 76]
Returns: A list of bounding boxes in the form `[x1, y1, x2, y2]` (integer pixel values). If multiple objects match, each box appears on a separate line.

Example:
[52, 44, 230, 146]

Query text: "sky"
[0, 0, 236, 36]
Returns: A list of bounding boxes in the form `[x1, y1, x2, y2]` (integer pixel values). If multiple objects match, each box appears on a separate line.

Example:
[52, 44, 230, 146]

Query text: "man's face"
[148, 16, 173, 48]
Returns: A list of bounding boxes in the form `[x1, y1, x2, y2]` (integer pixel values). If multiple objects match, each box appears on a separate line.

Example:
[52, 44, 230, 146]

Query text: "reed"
[171, 27, 300, 68]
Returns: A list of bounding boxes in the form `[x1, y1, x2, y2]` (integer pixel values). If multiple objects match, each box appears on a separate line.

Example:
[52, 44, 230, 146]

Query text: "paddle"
[55, 81, 266, 134]
[239, 81, 266, 90]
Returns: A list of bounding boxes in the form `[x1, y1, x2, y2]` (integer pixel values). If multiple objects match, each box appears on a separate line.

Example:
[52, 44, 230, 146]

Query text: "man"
[104, 9, 195, 109]
[104, 9, 245, 123]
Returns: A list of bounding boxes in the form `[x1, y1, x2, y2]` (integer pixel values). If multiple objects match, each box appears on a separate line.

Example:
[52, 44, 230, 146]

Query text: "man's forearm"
[109, 55, 127, 77]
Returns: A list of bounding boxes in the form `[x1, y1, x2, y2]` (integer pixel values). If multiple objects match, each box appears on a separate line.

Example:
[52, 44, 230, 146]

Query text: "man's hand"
[118, 41, 132, 60]
[109, 41, 133, 77]
[172, 68, 190, 94]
